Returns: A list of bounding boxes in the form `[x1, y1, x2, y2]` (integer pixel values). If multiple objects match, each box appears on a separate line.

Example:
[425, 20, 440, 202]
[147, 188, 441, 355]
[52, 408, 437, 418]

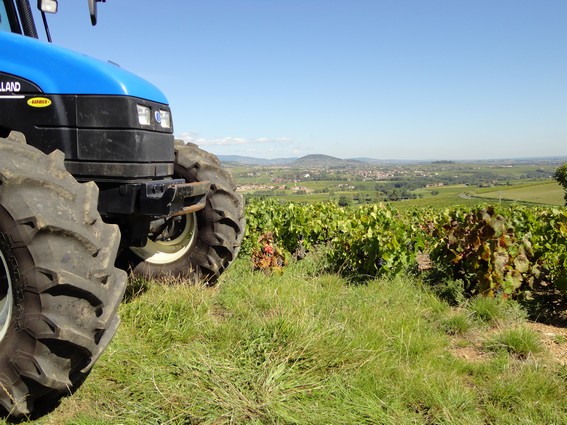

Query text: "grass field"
[472, 181, 564, 206]
[16, 255, 567, 424]
[407, 181, 565, 208]
[247, 182, 565, 209]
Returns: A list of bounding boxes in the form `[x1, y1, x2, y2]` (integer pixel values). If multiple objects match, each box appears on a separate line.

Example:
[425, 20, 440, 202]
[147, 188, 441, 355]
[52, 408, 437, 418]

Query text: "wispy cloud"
[177, 132, 292, 147]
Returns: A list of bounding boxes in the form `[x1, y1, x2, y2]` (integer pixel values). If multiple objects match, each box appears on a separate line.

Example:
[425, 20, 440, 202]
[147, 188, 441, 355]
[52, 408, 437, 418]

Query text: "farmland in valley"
[223, 154, 566, 207]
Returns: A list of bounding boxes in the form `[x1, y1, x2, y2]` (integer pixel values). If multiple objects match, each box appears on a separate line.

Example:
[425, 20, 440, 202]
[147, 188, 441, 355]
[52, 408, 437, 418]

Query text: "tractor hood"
[0, 31, 168, 104]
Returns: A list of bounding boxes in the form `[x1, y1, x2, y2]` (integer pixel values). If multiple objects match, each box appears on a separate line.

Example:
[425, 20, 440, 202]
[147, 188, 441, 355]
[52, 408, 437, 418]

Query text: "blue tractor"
[0, 0, 245, 418]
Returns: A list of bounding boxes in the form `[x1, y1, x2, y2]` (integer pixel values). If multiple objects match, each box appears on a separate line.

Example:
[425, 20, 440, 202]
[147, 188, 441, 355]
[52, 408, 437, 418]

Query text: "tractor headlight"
[39, 0, 58, 13]
[137, 104, 151, 126]
[158, 110, 171, 129]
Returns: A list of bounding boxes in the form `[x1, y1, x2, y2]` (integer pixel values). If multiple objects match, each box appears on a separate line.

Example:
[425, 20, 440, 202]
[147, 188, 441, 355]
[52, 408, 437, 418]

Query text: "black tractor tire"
[126, 140, 245, 283]
[0, 141, 127, 419]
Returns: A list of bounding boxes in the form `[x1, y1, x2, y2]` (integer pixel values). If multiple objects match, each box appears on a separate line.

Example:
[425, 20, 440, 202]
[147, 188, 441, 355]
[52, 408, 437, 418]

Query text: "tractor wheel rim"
[130, 213, 197, 265]
[0, 250, 13, 342]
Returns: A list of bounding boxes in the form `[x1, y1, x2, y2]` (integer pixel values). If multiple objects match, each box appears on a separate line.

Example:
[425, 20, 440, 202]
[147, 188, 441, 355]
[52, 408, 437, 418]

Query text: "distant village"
[235, 165, 443, 193]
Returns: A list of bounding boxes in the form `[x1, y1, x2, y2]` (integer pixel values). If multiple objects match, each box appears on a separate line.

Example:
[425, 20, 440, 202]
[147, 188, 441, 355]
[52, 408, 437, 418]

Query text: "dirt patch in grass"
[450, 322, 567, 365]
[451, 344, 492, 363]
[525, 321, 567, 365]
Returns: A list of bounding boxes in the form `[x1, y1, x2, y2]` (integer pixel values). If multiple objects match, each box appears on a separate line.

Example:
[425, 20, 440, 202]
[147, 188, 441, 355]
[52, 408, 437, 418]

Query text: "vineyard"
[243, 199, 567, 320]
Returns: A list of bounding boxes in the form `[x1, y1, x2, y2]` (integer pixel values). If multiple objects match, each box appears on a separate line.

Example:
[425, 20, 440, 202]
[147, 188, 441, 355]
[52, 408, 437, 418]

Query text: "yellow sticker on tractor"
[27, 97, 52, 108]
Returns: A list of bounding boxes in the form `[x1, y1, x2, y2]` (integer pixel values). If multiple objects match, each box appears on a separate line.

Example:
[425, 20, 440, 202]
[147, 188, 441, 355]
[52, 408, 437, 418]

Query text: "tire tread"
[0, 142, 127, 418]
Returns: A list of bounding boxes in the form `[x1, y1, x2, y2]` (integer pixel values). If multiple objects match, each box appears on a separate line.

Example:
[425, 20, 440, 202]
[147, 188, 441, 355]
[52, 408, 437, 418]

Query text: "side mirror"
[38, 0, 58, 13]
[89, 0, 106, 26]
[88, 0, 97, 25]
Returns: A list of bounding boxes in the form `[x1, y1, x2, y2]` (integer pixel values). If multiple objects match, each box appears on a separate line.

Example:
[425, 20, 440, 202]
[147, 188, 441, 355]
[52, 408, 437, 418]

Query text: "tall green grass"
[18, 257, 567, 425]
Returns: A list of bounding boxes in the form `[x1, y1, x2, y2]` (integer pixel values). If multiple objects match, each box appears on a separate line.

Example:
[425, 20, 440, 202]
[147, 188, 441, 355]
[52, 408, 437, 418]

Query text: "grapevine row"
[243, 198, 567, 299]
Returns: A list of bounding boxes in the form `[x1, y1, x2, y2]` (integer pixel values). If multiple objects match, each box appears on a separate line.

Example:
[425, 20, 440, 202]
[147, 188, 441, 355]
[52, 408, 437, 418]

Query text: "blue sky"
[34, 0, 566, 160]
